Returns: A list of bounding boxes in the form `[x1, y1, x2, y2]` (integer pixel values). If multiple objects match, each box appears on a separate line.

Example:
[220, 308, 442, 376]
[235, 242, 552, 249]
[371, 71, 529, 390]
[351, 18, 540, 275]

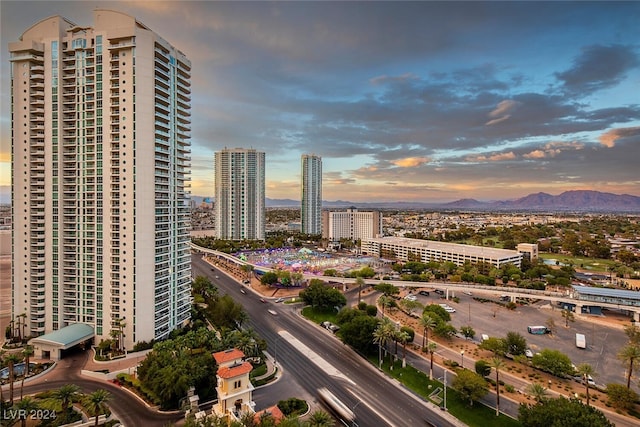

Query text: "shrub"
[277, 397, 308, 416]
[475, 360, 491, 377]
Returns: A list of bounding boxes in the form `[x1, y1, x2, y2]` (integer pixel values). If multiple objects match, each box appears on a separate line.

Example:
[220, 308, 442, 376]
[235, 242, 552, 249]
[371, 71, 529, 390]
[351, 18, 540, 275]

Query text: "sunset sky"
[1, 1, 639, 203]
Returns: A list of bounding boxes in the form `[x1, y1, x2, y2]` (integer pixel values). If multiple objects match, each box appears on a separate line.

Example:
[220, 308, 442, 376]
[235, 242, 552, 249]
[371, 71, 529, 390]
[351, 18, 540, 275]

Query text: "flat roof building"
[9, 10, 192, 348]
[322, 208, 382, 242]
[361, 237, 523, 268]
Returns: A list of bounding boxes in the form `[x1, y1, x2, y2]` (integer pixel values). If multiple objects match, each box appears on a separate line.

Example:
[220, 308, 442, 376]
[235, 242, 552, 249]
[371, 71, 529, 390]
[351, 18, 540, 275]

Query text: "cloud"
[599, 126, 640, 148]
[466, 152, 516, 162]
[391, 157, 429, 167]
[486, 100, 520, 125]
[556, 44, 640, 95]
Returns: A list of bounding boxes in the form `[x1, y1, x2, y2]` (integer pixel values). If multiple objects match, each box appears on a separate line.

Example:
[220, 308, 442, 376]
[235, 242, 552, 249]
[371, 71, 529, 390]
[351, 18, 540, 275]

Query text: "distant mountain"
[190, 190, 640, 212]
[486, 190, 640, 212]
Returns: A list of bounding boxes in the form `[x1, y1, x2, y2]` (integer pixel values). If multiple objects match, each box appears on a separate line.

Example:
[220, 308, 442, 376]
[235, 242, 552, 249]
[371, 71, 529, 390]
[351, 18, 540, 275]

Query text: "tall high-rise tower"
[301, 154, 322, 234]
[214, 148, 265, 240]
[9, 10, 192, 348]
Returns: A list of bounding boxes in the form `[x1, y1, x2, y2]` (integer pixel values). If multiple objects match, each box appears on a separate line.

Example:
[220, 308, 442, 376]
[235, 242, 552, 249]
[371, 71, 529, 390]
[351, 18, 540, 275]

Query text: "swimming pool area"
[0, 362, 36, 380]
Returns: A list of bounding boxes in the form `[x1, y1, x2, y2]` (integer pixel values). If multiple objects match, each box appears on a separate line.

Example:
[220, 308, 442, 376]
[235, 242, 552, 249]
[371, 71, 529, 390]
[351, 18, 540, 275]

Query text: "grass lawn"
[538, 253, 615, 272]
[301, 306, 339, 324]
[369, 355, 521, 427]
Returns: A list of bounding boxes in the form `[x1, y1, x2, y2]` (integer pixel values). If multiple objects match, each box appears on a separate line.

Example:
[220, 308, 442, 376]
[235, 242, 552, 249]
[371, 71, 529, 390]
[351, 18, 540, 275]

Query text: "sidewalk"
[83, 348, 152, 374]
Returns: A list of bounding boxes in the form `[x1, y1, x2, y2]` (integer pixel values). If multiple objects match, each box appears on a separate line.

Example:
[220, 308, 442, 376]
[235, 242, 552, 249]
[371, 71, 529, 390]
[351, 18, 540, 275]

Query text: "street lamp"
[438, 370, 448, 411]
[460, 350, 465, 369]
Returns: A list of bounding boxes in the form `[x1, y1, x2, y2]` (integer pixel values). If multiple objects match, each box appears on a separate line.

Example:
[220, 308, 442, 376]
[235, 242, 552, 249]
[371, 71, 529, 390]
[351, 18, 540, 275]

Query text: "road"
[11, 349, 183, 426]
[193, 254, 461, 427]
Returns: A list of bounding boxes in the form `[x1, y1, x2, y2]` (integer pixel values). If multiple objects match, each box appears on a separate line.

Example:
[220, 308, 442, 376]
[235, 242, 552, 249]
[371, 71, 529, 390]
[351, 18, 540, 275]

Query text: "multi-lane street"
[192, 254, 461, 427]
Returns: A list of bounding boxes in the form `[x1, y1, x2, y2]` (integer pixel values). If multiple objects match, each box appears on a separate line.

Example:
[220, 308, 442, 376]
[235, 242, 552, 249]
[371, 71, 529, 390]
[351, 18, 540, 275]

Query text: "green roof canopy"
[31, 323, 94, 349]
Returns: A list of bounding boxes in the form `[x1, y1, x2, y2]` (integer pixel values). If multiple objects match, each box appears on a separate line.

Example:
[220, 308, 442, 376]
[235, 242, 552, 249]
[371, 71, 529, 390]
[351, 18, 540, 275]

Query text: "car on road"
[215, 275, 219, 279]
[240, 289, 246, 294]
[321, 321, 340, 333]
[462, 291, 473, 296]
[260, 298, 266, 303]
[275, 297, 285, 303]
[267, 309, 278, 316]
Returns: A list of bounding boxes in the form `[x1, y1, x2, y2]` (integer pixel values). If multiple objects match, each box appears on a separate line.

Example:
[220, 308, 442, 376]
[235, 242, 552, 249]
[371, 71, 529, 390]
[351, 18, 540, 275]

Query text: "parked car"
[404, 294, 417, 301]
[418, 290, 430, 296]
[275, 297, 285, 303]
[525, 349, 534, 358]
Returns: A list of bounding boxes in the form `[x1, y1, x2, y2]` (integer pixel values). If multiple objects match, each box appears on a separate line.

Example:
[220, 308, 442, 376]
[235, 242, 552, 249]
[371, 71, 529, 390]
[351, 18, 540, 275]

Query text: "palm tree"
[0, 348, 5, 404]
[397, 330, 410, 368]
[20, 345, 34, 400]
[307, 409, 334, 426]
[561, 308, 575, 327]
[356, 276, 365, 304]
[526, 383, 548, 403]
[419, 314, 437, 350]
[378, 295, 392, 315]
[427, 342, 437, 380]
[489, 357, 505, 416]
[53, 384, 81, 416]
[14, 396, 39, 427]
[618, 344, 640, 389]
[5, 352, 24, 404]
[373, 318, 395, 368]
[576, 363, 596, 406]
[83, 389, 112, 427]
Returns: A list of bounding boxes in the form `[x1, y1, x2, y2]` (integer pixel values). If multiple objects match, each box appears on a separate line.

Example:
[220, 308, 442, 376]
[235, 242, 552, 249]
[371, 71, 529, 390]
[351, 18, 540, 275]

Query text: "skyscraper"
[301, 154, 322, 234]
[214, 148, 265, 240]
[9, 10, 192, 348]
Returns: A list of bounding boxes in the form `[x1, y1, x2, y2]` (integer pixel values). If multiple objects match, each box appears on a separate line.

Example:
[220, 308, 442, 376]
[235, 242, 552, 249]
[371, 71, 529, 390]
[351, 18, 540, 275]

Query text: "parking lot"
[408, 287, 635, 391]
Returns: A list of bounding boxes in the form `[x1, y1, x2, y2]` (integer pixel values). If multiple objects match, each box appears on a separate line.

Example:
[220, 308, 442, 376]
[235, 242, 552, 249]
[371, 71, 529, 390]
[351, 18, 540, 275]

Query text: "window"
[233, 380, 241, 389]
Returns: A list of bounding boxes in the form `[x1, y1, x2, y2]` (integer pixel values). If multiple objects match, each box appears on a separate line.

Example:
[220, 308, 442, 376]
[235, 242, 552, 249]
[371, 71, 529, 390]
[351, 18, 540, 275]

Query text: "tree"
[53, 384, 81, 416]
[299, 281, 346, 309]
[356, 276, 365, 304]
[606, 383, 639, 410]
[336, 314, 379, 355]
[526, 383, 548, 403]
[475, 360, 491, 377]
[399, 299, 423, 317]
[460, 325, 475, 340]
[490, 357, 506, 416]
[373, 318, 396, 368]
[451, 369, 489, 407]
[5, 352, 23, 404]
[505, 331, 527, 356]
[260, 271, 279, 286]
[531, 349, 574, 377]
[427, 342, 437, 380]
[545, 317, 557, 335]
[423, 304, 451, 322]
[20, 344, 34, 400]
[374, 282, 399, 296]
[378, 295, 393, 315]
[307, 410, 334, 427]
[623, 324, 640, 345]
[519, 397, 613, 427]
[397, 330, 410, 368]
[14, 396, 39, 427]
[83, 389, 112, 427]
[561, 309, 575, 328]
[479, 337, 507, 356]
[617, 344, 640, 389]
[419, 314, 437, 349]
[575, 363, 595, 406]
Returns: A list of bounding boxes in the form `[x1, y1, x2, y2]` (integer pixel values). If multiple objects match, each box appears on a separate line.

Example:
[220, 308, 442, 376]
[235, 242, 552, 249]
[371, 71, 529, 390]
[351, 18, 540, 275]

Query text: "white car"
[404, 294, 417, 301]
[444, 307, 456, 313]
[525, 349, 534, 358]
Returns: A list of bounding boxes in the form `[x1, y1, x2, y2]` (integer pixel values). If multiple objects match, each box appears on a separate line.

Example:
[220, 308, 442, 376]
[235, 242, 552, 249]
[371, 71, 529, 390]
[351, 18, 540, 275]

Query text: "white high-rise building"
[214, 148, 265, 240]
[301, 154, 322, 235]
[9, 10, 192, 348]
[322, 208, 382, 242]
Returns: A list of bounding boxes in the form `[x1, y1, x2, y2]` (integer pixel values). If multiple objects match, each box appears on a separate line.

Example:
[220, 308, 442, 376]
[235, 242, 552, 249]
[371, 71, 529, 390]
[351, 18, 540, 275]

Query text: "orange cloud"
[599, 126, 640, 148]
[391, 157, 429, 167]
[486, 100, 520, 126]
[468, 151, 516, 162]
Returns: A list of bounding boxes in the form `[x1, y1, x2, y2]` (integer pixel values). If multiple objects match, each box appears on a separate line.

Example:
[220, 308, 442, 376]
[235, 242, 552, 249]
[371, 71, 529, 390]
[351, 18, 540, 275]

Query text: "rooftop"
[572, 285, 640, 301]
[213, 348, 245, 365]
[217, 361, 253, 379]
[30, 323, 94, 349]
[363, 236, 521, 258]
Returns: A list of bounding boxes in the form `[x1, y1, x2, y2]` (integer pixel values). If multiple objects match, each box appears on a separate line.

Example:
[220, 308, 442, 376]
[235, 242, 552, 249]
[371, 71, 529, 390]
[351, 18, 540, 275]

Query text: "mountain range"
[192, 190, 640, 212]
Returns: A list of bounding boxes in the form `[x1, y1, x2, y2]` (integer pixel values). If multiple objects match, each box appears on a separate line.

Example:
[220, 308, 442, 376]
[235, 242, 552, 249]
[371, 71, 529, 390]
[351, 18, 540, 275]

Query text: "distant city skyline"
[2, 1, 640, 203]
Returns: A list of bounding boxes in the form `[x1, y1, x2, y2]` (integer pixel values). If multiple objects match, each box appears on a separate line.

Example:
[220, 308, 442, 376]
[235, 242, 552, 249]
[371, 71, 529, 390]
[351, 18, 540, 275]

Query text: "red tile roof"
[212, 348, 245, 364]
[217, 361, 252, 379]
[254, 405, 284, 424]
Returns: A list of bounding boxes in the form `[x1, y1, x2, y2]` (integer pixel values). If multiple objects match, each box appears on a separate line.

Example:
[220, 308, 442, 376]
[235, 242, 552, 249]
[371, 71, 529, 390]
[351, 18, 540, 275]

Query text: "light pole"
[352, 399, 362, 426]
[460, 350, 465, 369]
[438, 370, 448, 411]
